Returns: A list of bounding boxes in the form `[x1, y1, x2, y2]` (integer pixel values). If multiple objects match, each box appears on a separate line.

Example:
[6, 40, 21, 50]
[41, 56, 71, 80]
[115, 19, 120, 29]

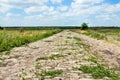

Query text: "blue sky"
[0, 0, 120, 26]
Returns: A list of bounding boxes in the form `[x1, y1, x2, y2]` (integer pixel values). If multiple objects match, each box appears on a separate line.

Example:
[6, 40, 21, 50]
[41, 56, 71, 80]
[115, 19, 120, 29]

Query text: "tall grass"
[0, 29, 61, 52]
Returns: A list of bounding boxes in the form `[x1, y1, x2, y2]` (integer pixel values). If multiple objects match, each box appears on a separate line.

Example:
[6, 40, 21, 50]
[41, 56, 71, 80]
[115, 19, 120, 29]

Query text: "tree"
[0, 26, 3, 30]
[81, 22, 88, 30]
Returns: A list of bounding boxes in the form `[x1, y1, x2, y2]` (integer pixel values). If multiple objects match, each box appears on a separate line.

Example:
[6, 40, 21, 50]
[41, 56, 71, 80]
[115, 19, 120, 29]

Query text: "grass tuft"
[42, 70, 63, 78]
[77, 65, 119, 80]
[87, 56, 98, 63]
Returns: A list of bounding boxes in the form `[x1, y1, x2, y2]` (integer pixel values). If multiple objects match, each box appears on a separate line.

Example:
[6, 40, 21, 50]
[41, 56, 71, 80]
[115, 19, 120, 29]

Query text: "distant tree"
[81, 22, 88, 30]
[0, 26, 3, 30]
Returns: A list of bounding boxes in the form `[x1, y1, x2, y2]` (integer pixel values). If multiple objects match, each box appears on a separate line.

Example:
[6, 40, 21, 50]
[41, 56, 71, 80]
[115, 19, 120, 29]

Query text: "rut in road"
[0, 30, 120, 80]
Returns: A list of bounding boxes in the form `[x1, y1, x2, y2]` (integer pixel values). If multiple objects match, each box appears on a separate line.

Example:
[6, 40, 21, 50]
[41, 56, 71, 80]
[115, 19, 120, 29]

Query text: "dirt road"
[0, 30, 120, 80]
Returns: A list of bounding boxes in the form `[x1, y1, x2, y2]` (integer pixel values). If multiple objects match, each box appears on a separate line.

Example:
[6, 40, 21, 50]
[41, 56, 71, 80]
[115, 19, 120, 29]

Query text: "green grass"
[0, 57, 4, 61]
[42, 70, 63, 78]
[87, 56, 98, 63]
[0, 29, 61, 52]
[77, 65, 119, 80]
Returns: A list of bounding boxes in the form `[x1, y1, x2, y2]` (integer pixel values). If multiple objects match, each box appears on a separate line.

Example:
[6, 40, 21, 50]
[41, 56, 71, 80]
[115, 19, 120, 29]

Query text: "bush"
[81, 23, 88, 30]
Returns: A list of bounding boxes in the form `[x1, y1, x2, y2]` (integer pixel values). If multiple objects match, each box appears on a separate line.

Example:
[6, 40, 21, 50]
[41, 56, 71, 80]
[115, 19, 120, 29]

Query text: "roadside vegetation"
[72, 27, 120, 46]
[0, 29, 62, 52]
[93, 28, 120, 41]
[82, 30, 106, 40]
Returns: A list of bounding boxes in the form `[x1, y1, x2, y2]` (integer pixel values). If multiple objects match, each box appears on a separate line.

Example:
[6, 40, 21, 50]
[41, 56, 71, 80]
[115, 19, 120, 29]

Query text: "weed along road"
[0, 30, 120, 80]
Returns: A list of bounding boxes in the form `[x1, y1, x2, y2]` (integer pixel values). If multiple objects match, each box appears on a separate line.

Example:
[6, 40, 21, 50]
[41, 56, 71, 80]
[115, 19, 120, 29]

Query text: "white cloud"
[24, 5, 51, 14]
[0, 0, 49, 4]
[67, 0, 104, 16]
[57, 5, 68, 11]
[0, 0, 49, 13]
[96, 14, 111, 20]
[24, 14, 43, 21]
[50, 0, 63, 4]
[26, 0, 49, 5]
[72, 0, 104, 4]
[0, 3, 13, 13]
[103, 3, 120, 14]
[6, 13, 20, 17]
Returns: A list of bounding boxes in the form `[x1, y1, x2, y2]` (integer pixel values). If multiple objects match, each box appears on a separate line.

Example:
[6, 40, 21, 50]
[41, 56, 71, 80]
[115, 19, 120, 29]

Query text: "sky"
[0, 0, 120, 26]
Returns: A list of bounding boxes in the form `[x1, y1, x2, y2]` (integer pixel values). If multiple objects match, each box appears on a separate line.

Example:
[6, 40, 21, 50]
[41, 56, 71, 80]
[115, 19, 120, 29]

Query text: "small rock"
[51, 52, 60, 55]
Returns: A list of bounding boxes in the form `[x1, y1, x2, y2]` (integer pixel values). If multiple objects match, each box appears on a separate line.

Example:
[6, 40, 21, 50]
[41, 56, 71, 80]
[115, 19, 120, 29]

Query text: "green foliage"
[77, 65, 119, 80]
[42, 70, 63, 78]
[81, 23, 88, 30]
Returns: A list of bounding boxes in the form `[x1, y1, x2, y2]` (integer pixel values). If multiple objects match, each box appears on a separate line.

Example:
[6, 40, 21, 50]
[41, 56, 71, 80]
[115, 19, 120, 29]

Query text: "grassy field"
[72, 28, 120, 46]
[0, 29, 62, 52]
